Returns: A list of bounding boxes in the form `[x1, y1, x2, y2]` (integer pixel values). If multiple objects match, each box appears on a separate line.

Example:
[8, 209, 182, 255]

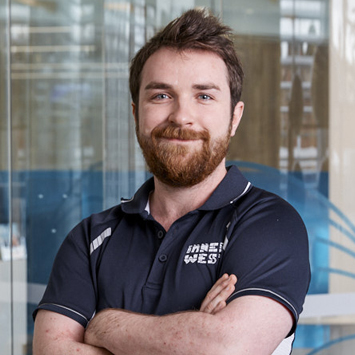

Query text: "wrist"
[85, 309, 110, 348]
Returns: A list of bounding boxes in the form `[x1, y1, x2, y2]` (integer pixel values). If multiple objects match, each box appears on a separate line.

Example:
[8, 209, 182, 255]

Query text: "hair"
[129, 8, 244, 114]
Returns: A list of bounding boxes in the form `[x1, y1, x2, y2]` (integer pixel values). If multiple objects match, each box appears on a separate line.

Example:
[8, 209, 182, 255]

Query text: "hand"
[200, 274, 237, 315]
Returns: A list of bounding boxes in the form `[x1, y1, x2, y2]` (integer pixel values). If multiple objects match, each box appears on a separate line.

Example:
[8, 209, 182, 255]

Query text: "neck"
[149, 162, 227, 231]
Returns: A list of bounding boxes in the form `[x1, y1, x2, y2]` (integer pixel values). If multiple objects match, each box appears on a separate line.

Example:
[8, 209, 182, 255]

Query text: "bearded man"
[33, 9, 310, 355]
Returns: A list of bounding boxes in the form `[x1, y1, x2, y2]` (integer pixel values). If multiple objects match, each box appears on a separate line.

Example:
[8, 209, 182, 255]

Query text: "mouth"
[153, 127, 208, 143]
[160, 136, 200, 142]
[157, 136, 204, 147]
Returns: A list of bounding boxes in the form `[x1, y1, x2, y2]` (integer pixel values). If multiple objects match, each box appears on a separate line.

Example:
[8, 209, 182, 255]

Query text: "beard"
[136, 123, 231, 187]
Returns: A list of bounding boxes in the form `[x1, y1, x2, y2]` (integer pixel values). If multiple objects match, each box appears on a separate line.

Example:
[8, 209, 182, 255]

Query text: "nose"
[168, 98, 194, 126]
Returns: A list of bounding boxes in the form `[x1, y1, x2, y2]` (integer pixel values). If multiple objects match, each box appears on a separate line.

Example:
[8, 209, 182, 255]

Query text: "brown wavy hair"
[129, 8, 244, 114]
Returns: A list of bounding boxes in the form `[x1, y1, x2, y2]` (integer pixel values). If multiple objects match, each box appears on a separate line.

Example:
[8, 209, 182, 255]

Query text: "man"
[33, 9, 310, 355]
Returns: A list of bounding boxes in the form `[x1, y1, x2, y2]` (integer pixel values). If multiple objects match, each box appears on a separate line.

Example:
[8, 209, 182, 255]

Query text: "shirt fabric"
[34, 165, 310, 353]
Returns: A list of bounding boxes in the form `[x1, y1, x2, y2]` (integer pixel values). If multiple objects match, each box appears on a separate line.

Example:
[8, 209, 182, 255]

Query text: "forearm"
[85, 295, 293, 355]
[34, 337, 112, 355]
[84, 274, 238, 355]
[33, 310, 112, 355]
[85, 309, 228, 355]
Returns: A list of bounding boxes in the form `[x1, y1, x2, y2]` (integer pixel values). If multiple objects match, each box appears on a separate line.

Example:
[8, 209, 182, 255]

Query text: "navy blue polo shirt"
[34, 165, 310, 337]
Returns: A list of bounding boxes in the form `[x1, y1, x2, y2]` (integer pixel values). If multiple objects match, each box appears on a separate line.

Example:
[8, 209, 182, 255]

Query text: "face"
[133, 47, 244, 187]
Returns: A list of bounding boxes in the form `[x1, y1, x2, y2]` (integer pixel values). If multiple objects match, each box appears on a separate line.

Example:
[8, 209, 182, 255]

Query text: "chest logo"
[184, 242, 223, 265]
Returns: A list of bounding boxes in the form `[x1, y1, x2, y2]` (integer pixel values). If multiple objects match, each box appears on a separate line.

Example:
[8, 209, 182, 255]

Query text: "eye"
[199, 94, 212, 100]
[154, 93, 169, 100]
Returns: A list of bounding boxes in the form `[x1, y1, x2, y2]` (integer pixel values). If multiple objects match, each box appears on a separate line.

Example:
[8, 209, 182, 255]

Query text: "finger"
[215, 279, 236, 304]
[205, 274, 233, 299]
[200, 282, 235, 314]
[200, 275, 237, 313]
[200, 274, 229, 312]
[211, 300, 226, 315]
[228, 274, 237, 286]
[210, 274, 237, 299]
[208, 273, 229, 293]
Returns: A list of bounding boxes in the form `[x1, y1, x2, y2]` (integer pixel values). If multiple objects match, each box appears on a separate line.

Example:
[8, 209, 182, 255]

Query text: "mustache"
[152, 125, 209, 141]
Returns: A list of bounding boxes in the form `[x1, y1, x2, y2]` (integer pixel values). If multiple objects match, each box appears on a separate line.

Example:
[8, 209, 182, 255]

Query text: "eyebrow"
[144, 82, 221, 91]
[144, 82, 173, 90]
[193, 83, 221, 91]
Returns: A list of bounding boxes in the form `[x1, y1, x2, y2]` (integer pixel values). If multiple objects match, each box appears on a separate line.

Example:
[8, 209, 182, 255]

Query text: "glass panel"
[0, 1, 12, 354]
[10, 3, 106, 352]
[223, 1, 354, 354]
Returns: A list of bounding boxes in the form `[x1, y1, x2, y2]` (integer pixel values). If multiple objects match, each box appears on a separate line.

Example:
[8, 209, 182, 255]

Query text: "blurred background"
[1, 0, 355, 354]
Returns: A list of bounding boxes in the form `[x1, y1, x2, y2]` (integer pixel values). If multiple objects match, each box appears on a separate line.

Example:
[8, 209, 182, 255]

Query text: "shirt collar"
[121, 165, 252, 215]
[198, 165, 252, 211]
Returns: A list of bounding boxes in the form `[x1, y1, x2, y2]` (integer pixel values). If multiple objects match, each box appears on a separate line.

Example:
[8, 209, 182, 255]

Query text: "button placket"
[144, 226, 174, 286]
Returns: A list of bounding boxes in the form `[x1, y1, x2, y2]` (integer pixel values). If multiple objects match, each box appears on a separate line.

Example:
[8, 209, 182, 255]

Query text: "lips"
[152, 125, 209, 141]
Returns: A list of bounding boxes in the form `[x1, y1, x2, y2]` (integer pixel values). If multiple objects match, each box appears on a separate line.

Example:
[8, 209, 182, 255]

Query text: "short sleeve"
[221, 191, 310, 334]
[33, 221, 96, 327]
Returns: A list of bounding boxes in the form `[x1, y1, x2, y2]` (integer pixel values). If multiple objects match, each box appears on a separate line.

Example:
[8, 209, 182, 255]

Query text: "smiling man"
[33, 9, 310, 355]
[135, 48, 242, 195]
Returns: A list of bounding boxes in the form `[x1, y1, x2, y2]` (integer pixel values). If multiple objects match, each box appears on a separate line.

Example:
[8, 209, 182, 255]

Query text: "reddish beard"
[136, 124, 231, 187]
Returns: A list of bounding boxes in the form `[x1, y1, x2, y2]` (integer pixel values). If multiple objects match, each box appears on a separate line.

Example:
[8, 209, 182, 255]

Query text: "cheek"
[139, 106, 169, 133]
[205, 109, 232, 135]
[138, 122, 151, 138]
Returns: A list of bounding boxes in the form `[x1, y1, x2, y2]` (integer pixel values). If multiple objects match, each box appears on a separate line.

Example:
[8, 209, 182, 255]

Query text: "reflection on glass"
[0, 1, 12, 354]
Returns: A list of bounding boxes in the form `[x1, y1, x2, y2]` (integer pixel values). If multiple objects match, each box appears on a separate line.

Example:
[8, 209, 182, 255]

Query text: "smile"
[160, 137, 201, 143]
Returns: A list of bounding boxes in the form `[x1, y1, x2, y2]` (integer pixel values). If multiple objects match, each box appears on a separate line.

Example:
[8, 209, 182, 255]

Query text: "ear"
[132, 102, 138, 125]
[230, 101, 244, 137]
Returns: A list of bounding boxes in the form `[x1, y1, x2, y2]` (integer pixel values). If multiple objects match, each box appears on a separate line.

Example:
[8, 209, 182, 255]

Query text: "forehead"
[140, 47, 229, 90]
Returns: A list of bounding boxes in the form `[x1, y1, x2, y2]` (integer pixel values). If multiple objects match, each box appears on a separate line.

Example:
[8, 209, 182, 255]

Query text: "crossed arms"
[33, 274, 293, 355]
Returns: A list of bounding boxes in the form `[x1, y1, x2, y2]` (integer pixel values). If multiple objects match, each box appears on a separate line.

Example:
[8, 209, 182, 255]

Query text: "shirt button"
[157, 230, 164, 239]
[159, 254, 168, 262]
